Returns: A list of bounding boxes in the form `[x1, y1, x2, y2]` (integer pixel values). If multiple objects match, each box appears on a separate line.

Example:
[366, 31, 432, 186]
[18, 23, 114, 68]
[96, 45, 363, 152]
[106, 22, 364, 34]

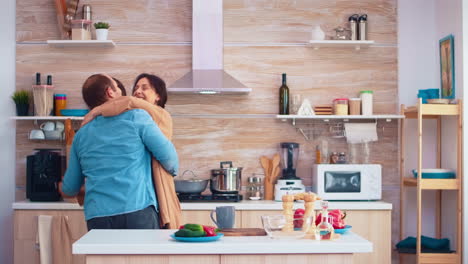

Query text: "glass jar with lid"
[246, 175, 264, 200]
[333, 98, 349, 115]
[71, 19, 92, 40]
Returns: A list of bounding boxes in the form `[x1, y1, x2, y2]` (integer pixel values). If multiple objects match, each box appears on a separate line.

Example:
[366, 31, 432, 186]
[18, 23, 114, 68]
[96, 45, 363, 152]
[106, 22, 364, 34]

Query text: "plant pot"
[16, 103, 29, 116]
[95, 29, 109, 40]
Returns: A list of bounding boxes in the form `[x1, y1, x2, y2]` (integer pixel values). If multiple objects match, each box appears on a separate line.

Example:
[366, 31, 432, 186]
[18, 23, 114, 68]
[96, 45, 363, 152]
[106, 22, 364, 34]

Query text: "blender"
[274, 142, 306, 201]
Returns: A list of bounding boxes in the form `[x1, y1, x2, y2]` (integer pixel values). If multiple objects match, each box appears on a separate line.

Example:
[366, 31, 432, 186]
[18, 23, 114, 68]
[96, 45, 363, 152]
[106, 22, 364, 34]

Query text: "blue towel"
[396, 236, 452, 253]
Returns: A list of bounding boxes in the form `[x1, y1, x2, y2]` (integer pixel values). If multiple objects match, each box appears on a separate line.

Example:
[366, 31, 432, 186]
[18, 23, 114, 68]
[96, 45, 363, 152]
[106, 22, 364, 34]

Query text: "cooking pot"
[174, 170, 209, 194]
[210, 161, 242, 194]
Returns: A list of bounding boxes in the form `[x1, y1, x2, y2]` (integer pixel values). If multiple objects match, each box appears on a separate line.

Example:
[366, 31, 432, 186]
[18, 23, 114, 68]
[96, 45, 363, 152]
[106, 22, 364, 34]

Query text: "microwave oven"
[312, 164, 382, 200]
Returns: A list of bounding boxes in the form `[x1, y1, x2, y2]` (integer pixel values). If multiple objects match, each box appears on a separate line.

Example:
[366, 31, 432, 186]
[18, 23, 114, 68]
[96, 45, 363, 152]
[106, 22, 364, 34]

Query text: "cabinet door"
[14, 210, 87, 264]
[345, 210, 391, 264]
[181, 210, 242, 228]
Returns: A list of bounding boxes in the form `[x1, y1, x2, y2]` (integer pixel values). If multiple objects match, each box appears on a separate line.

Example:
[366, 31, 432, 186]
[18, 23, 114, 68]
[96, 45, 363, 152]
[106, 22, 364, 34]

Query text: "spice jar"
[349, 98, 361, 115]
[329, 152, 339, 164]
[71, 19, 92, 40]
[246, 175, 264, 200]
[337, 152, 347, 164]
[360, 91, 373, 115]
[54, 94, 67, 116]
[333, 98, 349, 115]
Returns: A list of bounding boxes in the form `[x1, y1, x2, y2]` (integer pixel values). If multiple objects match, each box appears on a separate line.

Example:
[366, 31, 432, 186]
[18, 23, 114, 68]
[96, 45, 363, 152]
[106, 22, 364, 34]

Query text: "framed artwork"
[439, 34, 455, 99]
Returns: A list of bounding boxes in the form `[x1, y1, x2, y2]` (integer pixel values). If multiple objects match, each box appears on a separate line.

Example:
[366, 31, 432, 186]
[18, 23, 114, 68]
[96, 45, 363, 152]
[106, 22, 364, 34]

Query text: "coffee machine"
[274, 142, 305, 201]
[26, 149, 64, 201]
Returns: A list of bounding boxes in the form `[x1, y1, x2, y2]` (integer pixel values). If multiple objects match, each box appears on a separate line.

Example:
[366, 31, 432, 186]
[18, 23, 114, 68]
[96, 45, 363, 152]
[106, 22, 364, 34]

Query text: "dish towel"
[344, 122, 378, 144]
[37, 215, 53, 264]
[51, 216, 73, 264]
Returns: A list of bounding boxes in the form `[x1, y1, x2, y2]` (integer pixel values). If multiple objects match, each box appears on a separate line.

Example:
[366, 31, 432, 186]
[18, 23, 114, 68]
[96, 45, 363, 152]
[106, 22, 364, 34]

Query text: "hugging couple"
[60, 73, 181, 231]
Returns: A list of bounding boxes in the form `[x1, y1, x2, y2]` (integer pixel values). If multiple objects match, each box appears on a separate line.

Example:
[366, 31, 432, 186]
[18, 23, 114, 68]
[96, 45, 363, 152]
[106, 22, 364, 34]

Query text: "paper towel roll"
[344, 122, 378, 144]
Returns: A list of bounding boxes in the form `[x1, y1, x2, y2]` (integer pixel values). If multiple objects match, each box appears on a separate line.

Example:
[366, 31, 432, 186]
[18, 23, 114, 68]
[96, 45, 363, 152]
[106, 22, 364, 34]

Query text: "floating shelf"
[11, 114, 278, 121]
[307, 40, 375, 50]
[47, 40, 116, 48]
[403, 103, 460, 118]
[11, 116, 84, 121]
[277, 114, 403, 121]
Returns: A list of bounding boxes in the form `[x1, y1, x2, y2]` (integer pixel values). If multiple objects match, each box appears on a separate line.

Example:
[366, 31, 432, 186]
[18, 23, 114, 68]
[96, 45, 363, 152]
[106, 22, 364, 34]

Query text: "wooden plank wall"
[15, 0, 398, 260]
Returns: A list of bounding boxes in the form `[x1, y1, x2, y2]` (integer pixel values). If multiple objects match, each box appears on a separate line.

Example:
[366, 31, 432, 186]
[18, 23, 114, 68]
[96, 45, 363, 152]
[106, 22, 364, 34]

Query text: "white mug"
[29, 129, 45, 140]
[55, 121, 64, 132]
[40, 121, 55, 131]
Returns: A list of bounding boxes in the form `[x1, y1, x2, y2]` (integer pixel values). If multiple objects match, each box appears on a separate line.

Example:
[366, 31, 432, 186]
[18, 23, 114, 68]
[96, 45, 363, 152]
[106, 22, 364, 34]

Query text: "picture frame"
[439, 34, 455, 99]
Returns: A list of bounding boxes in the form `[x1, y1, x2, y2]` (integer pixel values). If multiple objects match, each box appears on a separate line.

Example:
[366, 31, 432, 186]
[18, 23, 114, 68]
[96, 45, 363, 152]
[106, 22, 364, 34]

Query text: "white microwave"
[312, 164, 382, 200]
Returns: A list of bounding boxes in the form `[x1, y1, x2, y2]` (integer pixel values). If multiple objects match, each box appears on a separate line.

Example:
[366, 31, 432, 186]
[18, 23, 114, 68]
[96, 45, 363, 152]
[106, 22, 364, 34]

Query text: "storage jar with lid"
[360, 91, 373, 115]
[246, 175, 264, 200]
[349, 98, 361, 115]
[71, 19, 92, 40]
[54, 94, 67, 116]
[333, 98, 349, 115]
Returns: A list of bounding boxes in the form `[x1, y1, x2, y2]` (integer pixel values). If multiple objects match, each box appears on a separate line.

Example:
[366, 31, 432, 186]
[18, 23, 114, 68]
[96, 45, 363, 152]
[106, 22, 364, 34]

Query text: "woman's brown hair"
[132, 73, 168, 108]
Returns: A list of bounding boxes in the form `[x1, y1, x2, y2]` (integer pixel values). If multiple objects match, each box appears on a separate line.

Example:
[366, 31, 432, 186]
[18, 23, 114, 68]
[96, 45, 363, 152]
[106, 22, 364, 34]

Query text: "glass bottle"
[279, 73, 289, 115]
[317, 201, 334, 240]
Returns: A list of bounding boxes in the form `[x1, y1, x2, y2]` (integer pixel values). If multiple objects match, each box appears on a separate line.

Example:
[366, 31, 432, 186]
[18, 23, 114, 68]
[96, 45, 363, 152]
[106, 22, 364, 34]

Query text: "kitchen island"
[73, 229, 372, 264]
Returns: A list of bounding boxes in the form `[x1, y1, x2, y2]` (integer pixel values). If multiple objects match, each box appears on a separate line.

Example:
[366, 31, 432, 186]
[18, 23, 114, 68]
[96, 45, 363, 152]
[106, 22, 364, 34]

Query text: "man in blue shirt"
[60, 74, 179, 230]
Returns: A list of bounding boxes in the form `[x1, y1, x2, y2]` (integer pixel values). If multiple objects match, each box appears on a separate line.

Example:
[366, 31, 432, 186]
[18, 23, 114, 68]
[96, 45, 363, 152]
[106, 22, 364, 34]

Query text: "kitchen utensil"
[210, 206, 235, 229]
[334, 27, 351, 40]
[210, 161, 242, 194]
[174, 170, 209, 194]
[26, 149, 63, 201]
[412, 169, 456, 179]
[334, 225, 352, 234]
[260, 156, 274, 200]
[53, 0, 69, 39]
[271, 153, 281, 182]
[60, 109, 89, 116]
[358, 14, 368, 40]
[220, 228, 267, 236]
[29, 129, 45, 140]
[82, 4, 92, 21]
[348, 14, 359, 40]
[275, 143, 305, 201]
[170, 233, 224, 242]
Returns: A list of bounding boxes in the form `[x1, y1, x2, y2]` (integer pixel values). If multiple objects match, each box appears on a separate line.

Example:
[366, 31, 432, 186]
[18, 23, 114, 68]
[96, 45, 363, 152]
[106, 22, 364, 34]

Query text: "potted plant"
[94, 22, 110, 40]
[11, 90, 30, 116]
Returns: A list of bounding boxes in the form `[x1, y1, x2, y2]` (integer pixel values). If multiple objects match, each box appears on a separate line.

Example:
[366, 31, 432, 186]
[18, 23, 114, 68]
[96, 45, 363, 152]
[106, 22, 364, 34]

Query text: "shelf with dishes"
[11, 114, 279, 121]
[402, 178, 459, 190]
[46, 40, 116, 48]
[306, 40, 375, 50]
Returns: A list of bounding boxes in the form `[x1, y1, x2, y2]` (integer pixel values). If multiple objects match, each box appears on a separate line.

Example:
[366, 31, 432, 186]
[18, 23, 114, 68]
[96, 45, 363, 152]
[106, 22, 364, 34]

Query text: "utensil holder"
[32, 85, 54, 116]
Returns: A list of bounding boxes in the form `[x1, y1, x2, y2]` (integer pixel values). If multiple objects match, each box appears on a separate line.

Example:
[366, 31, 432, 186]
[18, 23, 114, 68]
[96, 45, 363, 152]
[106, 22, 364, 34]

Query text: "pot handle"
[210, 210, 219, 227]
[220, 161, 233, 168]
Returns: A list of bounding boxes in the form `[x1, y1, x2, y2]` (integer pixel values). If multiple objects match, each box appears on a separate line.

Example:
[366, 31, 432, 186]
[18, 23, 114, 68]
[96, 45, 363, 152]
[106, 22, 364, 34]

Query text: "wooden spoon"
[271, 153, 281, 183]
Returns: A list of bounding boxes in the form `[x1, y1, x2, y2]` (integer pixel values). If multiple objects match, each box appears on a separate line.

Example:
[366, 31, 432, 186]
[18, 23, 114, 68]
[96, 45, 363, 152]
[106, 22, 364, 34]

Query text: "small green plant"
[94, 22, 110, 29]
[11, 90, 30, 105]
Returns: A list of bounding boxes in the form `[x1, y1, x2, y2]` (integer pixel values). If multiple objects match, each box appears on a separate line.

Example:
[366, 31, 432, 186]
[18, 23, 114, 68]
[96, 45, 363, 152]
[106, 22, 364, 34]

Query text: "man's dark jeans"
[87, 206, 159, 230]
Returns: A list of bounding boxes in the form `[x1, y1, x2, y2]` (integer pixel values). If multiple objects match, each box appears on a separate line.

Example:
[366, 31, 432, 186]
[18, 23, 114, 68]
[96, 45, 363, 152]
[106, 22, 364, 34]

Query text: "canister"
[333, 98, 349, 115]
[71, 19, 92, 40]
[349, 98, 361, 115]
[360, 91, 373, 115]
[54, 94, 67, 116]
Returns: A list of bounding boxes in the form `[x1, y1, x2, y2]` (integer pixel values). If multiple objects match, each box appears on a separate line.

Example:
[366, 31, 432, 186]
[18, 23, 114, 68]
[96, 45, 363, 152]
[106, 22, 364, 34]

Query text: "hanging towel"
[344, 122, 378, 144]
[79, 96, 182, 228]
[37, 215, 53, 264]
[51, 216, 73, 264]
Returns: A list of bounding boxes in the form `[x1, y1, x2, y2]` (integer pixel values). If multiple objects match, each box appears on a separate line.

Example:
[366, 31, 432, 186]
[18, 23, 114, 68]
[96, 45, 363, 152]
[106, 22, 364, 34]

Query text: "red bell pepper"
[202, 225, 219, 237]
[293, 209, 305, 228]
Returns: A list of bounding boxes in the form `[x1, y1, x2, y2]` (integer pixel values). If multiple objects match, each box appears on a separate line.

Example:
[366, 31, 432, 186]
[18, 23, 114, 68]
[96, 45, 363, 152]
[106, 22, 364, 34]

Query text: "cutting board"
[220, 228, 267, 236]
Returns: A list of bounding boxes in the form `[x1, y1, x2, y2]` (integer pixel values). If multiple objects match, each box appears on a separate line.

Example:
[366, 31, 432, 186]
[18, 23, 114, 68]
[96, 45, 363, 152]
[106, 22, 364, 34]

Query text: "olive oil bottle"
[279, 73, 289, 115]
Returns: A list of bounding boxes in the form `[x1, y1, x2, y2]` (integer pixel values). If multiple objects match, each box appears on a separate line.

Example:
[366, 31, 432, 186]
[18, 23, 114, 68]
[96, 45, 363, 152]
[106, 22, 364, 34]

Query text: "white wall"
[0, 0, 16, 263]
[398, 0, 464, 254]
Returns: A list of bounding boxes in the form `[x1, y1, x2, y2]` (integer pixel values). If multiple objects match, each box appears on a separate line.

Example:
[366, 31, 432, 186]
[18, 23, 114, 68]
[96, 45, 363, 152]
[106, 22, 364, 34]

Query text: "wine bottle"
[279, 73, 289, 115]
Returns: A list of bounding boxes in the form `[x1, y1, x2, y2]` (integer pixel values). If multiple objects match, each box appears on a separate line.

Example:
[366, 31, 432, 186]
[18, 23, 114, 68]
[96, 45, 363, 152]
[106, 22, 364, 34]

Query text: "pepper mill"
[359, 14, 368, 40]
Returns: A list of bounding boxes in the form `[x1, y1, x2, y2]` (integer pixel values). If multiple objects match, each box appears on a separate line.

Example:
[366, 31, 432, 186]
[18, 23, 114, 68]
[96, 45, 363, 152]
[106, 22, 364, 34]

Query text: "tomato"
[293, 209, 305, 228]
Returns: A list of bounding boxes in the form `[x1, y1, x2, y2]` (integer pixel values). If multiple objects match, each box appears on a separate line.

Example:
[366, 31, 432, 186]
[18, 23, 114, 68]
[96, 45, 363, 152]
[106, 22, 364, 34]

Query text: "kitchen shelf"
[402, 177, 460, 190]
[11, 114, 278, 121]
[399, 99, 462, 264]
[277, 114, 403, 121]
[47, 40, 116, 48]
[307, 40, 375, 50]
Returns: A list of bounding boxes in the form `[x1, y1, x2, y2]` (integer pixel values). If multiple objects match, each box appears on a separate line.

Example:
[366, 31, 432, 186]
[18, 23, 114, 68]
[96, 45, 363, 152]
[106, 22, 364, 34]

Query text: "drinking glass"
[292, 94, 302, 115]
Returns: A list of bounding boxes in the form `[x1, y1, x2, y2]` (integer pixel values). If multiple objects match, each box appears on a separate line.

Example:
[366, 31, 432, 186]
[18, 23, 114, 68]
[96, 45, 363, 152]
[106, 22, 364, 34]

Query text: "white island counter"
[73, 229, 372, 264]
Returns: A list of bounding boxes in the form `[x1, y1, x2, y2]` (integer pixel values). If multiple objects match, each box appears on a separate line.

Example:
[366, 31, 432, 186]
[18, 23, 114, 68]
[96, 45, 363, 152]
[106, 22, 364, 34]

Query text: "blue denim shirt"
[62, 109, 179, 220]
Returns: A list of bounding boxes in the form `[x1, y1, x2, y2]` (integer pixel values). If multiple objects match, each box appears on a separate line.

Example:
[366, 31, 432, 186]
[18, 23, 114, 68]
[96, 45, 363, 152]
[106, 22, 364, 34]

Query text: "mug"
[55, 121, 64, 132]
[29, 129, 45, 140]
[210, 206, 235, 229]
[40, 121, 55, 131]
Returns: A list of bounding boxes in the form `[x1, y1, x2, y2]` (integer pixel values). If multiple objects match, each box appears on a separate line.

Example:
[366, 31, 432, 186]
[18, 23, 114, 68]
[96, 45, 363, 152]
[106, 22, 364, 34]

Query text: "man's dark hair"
[132, 73, 168, 108]
[82, 74, 117, 109]
[113, 77, 126, 96]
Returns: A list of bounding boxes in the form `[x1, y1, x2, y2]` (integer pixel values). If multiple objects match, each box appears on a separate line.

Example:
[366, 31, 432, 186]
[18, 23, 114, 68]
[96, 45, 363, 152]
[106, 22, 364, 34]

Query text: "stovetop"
[177, 193, 243, 202]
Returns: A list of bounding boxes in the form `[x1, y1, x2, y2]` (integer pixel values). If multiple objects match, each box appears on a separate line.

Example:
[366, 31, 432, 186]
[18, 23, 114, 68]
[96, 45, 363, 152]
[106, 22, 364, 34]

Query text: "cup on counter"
[210, 206, 235, 229]
[29, 129, 45, 140]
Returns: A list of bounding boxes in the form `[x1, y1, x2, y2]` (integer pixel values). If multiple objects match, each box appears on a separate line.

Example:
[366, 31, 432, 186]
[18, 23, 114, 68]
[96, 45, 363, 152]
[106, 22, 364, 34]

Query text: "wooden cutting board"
[219, 228, 267, 236]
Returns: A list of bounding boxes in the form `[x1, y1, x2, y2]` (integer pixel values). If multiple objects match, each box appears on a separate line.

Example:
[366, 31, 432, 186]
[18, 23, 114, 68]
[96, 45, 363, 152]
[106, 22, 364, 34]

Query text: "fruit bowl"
[261, 215, 313, 239]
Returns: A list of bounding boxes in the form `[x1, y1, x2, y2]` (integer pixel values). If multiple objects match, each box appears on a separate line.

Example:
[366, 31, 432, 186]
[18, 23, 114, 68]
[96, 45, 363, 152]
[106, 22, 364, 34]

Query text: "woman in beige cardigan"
[79, 73, 182, 229]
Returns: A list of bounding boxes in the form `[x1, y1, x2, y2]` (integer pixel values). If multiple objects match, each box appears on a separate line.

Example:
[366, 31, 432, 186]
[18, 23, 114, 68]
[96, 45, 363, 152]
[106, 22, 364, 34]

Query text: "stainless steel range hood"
[168, 0, 251, 94]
